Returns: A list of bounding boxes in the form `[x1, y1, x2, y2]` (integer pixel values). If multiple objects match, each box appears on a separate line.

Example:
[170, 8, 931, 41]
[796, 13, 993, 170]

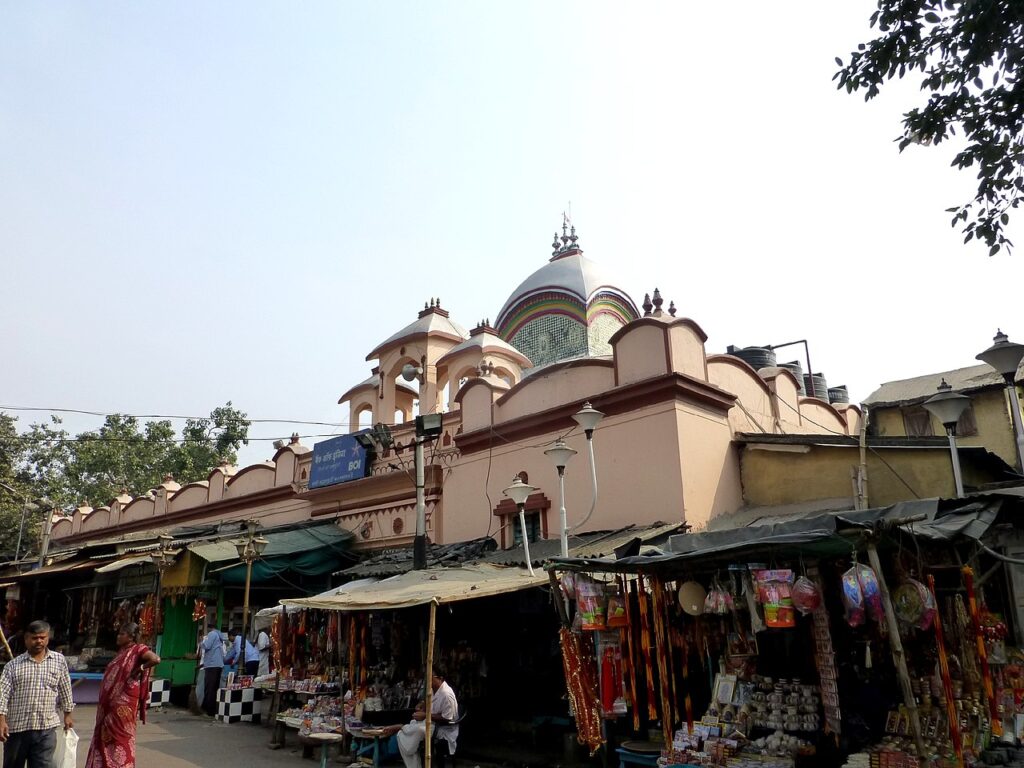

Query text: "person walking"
[199, 626, 226, 716]
[84, 622, 159, 768]
[0, 620, 75, 768]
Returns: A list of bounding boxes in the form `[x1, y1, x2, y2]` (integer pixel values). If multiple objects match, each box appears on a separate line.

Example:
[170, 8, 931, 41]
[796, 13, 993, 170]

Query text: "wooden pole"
[0, 618, 14, 660]
[866, 540, 925, 756]
[424, 601, 437, 768]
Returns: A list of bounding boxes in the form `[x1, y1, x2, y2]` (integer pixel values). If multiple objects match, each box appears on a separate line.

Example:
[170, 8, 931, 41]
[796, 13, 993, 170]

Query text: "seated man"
[396, 667, 459, 768]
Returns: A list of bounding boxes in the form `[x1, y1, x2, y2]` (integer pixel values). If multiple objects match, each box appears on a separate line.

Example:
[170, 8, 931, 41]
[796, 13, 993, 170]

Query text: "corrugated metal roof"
[338, 537, 497, 578]
[482, 522, 683, 566]
[864, 362, 1023, 407]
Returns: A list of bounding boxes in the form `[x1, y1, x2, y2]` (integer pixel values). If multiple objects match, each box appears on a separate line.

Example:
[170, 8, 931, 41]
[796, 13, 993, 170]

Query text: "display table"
[70, 672, 105, 704]
[216, 686, 263, 723]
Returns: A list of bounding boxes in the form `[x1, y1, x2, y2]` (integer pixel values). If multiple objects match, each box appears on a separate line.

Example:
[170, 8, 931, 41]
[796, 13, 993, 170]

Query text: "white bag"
[61, 728, 78, 768]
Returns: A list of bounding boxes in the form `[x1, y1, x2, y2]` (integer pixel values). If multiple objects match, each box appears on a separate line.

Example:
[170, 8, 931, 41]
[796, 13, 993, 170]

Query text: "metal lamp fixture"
[544, 440, 577, 558]
[149, 534, 177, 643]
[922, 379, 972, 498]
[976, 329, 1024, 473]
[564, 402, 604, 537]
[235, 519, 265, 676]
[503, 476, 539, 576]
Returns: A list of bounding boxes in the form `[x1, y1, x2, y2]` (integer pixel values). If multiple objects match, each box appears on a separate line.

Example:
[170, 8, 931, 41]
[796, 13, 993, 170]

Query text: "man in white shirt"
[0, 620, 74, 768]
[255, 630, 271, 677]
[396, 667, 459, 768]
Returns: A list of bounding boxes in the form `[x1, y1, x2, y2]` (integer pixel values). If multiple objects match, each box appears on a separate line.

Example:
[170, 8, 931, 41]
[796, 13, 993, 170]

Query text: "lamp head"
[572, 402, 604, 438]
[252, 536, 269, 556]
[544, 439, 577, 473]
[415, 413, 444, 439]
[503, 476, 537, 508]
[245, 519, 259, 538]
[922, 379, 972, 432]
[976, 329, 1024, 380]
[158, 533, 174, 549]
[234, 541, 249, 560]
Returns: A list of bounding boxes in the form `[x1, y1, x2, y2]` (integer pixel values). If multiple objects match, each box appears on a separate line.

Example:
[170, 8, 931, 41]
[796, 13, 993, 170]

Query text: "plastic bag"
[893, 579, 932, 629]
[791, 576, 822, 615]
[856, 565, 883, 622]
[751, 569, 795, 628]
[840, 566, 865, 627]
[61, 728, 79, 768]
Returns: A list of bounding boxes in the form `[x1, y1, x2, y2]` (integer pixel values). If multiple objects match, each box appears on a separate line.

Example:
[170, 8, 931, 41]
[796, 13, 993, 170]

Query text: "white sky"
[2, 1, 1021, 467]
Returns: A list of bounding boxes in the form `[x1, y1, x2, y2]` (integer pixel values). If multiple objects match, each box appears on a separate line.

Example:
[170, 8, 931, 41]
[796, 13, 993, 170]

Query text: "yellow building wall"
[738, 445, 1006, 508]
[870, 388, 1018, 468]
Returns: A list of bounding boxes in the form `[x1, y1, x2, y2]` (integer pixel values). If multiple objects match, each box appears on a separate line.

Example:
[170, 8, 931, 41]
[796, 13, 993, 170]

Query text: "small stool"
[308, 732, 346, 768]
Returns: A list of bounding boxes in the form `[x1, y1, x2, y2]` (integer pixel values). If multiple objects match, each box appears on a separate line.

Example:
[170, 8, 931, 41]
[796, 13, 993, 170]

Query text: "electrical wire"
[0, 404, 345, 427]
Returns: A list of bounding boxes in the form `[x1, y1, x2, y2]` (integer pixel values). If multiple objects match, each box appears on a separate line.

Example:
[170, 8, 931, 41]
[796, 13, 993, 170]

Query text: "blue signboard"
[309, 431, 372, 489]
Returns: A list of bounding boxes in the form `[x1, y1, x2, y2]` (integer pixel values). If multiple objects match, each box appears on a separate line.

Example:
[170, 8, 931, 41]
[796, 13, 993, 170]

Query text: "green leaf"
[989, 244, 1000, 256]
[924, 12, 940, 23]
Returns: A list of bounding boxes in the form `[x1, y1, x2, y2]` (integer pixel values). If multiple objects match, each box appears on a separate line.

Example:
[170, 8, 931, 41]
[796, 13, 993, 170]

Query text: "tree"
[836, 1, 1024, 255]
[0, 403, 251, 557]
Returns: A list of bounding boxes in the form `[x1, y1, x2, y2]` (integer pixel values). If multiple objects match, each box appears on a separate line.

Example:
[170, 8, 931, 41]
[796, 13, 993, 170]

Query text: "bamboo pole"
[0, 618, 14, 660]
[866, 540, 925, 756]
[424, 601, 437, 768]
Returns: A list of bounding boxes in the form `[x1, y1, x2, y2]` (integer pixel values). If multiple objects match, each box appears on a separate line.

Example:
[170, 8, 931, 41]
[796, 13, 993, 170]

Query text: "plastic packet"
[791, 576, 822, 615]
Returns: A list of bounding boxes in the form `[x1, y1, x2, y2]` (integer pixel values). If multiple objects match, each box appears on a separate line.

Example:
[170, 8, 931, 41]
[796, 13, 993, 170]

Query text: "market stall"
[269, 563, 549, 766]
[547, 495, 1024, 768]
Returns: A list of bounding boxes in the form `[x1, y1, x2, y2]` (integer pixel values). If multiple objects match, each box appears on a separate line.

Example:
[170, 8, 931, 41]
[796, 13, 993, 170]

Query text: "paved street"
[3, 706, 311, 768]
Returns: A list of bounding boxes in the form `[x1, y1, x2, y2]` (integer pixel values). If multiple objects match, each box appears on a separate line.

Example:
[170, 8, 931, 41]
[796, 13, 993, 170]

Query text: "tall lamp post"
[0, 481, 34, 563]
[503, 476, 539, 577]
[976, 329, 1024, 473]
[412, 414, 444, 570]
[234, 520, 269, 677]
[923, 379, 972, 498]
[544, 440, 577, 558]
[150, 534, 176, 646]
[567, 402, 604, 534]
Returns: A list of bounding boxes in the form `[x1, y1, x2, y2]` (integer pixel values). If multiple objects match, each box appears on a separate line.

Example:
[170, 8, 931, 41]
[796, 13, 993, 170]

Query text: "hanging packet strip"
[751, 569, 796, 628]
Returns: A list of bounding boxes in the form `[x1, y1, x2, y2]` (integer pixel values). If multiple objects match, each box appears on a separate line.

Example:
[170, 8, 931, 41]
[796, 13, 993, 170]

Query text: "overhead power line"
[0, 405, 345, 428]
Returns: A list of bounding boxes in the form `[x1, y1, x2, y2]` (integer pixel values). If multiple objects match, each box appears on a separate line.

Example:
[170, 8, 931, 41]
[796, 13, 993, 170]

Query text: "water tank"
[779, 360, 805, 394]
[828, 385, 849, 404]
[803, 373, 829, 400]
[725, 345, 777, 371]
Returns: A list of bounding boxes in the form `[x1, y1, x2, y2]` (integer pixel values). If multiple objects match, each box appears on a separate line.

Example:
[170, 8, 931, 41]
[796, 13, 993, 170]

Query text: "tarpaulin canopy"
[253, 578, 379, 629]
[547, 496, 1011, 574]
[189, 523, 354, 584]
[95, 554, 160, 574]
[281, 563, 547, 611]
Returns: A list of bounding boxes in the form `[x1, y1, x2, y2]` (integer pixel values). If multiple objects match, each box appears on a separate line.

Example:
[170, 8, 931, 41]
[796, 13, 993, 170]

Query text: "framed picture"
[713, 674, 738, 706]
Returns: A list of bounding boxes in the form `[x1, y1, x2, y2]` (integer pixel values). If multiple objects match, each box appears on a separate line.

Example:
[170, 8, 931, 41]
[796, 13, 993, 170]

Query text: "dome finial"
[569, 224, 578, 248]
[652, 288, 663, 314]
[560, 213, 569, 247]
[668, 300, 677, 317]
[551, 232, 560, 256]
[642, 293, 653, 317]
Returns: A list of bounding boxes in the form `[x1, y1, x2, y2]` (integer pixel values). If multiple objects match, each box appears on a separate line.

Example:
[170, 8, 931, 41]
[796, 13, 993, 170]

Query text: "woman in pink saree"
[85, 622, 161, 768]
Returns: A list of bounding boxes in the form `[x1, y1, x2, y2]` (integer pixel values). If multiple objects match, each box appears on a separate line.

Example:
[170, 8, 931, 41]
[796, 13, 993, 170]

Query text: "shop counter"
[70, 672, 104, 704]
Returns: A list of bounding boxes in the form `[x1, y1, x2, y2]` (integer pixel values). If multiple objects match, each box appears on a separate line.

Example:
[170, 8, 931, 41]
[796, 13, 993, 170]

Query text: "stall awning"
[95, 554, 160, 574]
[189, 523, 354, 584]
[254, 578, 380, 628]
[281, 563, 547, 611]
[7, 557, 98, 580]
[548, 496, 1012, 574]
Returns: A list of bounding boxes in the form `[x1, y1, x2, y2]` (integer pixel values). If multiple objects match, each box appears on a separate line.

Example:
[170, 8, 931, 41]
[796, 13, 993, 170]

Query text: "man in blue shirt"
[225, 631, 260, 677]
[200, 627, 226, 716]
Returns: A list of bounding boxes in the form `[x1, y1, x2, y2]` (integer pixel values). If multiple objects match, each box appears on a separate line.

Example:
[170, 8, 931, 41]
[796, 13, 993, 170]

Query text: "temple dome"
[495, 227, 639, 368]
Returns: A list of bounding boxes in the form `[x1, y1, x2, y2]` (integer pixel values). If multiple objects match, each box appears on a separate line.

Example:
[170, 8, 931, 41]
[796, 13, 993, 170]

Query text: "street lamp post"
[544, 440, 577, 558]
[503, 476, 539, 576]
[923, 380, 972, 498]
[976, 329, 1024, 473]
[150, 534, 176, 646]
[567, 402, 604, 534]
[234, 520, 268, 677]
[412, 414, 444, 570]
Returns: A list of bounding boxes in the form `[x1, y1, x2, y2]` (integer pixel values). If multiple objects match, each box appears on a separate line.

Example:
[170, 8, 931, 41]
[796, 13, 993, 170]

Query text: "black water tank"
[779, 360, 805, 394]
[828, 385, 849, 404]
[725, 345, 777, 371]
[803, 373, 828, 400]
